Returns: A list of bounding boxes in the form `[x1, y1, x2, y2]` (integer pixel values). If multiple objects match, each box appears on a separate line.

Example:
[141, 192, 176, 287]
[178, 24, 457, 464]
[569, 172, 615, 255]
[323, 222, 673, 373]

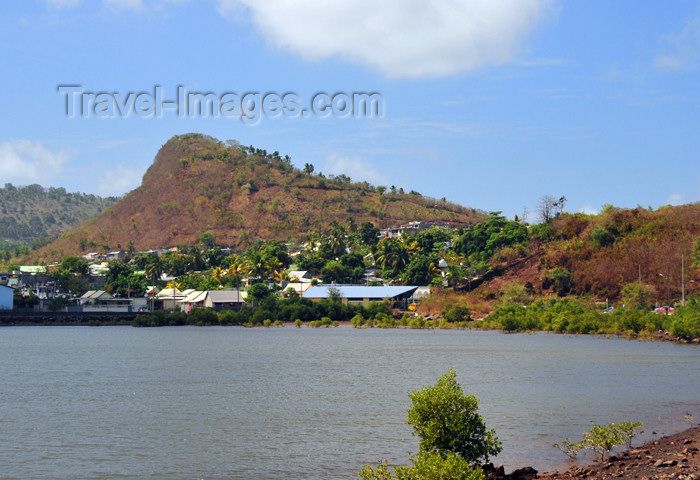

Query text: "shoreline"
[1, 312, 699, 346]
[494, 424, 700, 480]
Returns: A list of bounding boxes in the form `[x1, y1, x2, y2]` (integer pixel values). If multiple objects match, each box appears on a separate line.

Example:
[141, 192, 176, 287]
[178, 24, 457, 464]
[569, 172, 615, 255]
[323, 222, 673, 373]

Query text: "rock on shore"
[484, 425, 700, 480]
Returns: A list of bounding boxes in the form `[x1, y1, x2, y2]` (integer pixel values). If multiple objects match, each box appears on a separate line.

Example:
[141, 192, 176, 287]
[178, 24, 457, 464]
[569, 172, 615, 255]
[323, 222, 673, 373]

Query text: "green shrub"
[443, 305, 471, 323]
[357, 452, 484, 480]
[406, 369, 502, 465]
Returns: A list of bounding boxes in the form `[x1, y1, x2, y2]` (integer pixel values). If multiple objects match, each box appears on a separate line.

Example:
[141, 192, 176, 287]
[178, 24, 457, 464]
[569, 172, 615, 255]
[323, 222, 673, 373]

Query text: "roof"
[283, 282, 312, 295]
[302, 285, 419, 300]
[179, 290, 206, 304]
[156, 287, 183, 298]
[288, 270, 312, 282]
[80, 290, 113, 300]
[207, 290, 244, 303]
[20, 266, 46, 274]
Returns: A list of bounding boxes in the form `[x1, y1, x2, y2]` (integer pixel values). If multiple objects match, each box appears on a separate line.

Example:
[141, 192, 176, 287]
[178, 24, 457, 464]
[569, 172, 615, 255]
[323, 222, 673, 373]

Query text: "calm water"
[0, 326, 698, 479]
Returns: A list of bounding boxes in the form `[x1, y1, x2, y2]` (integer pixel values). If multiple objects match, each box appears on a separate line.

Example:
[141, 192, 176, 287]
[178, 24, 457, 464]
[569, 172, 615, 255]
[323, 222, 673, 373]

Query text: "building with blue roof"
[302, 285, 419, 307]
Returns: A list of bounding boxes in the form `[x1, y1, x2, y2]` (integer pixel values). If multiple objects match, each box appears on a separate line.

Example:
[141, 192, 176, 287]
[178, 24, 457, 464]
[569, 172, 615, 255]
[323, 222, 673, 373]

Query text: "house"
[364, 266, 382, 283]
[156, 287, 187, 311]
[282, 282, 313, 297]
[204, 290, 244, 311]
[412, 286, 432, 301]
[302, 285, 419, 307]
[89, 262, 109, 275]
[0, 284, 13, 310]
[106, 251, 125, 261]
[79, 290, 114, 305]
[178, 290, 244, 312]
[178, 290, 206, 312]
[287, 270, 313, 283]
[19, 265, 47, 274]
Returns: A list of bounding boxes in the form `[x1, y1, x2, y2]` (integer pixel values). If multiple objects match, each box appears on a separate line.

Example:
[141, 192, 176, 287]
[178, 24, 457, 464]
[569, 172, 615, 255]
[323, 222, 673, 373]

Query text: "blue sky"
[2, 0, 700, 221]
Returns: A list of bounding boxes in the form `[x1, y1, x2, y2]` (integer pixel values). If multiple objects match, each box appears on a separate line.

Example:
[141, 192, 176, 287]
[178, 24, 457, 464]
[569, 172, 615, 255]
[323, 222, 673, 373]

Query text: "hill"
[36, 134, 484, 259]
[0, 183, 118, 251]
[479, 203, 700, 302]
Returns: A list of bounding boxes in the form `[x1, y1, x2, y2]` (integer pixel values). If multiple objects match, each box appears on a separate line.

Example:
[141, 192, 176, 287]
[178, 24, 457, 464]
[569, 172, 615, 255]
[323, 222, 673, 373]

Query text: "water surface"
[0, 326, 698, 479]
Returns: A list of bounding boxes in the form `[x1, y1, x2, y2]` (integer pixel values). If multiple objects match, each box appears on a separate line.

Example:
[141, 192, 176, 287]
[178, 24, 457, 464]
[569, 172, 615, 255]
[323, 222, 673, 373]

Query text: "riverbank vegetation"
[553, 421, 644, 461]
[479, 296, 700, 340]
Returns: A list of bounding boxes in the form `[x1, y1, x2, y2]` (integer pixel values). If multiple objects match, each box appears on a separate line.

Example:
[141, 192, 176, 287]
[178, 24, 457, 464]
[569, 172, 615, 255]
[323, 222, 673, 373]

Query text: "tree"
[406, 369, 502, 465]
[537, 195, 567, 223]
[60, 256, 89, 275]
[375, 237, 410, 278]
[303, 163, 315, 175]
[200, 231, 215, 247]
[105, 261, 146, 298]
[692, 237, 700, 269]
[320, 261, 352, 284]
[402, 254, 441, 286]
[145, 255, 163, 285]
[620, 283, 656, 310]
[359, 221, 380, 246]
[247, 283, 271, 303]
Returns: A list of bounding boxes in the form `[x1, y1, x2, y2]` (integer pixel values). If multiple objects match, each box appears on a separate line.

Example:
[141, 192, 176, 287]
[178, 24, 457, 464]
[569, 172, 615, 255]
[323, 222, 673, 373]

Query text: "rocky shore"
[484, 425, 700, 480]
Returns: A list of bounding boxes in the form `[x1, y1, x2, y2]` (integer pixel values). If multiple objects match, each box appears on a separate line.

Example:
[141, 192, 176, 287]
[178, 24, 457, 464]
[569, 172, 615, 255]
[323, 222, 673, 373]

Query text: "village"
[0, 220, 465, 315]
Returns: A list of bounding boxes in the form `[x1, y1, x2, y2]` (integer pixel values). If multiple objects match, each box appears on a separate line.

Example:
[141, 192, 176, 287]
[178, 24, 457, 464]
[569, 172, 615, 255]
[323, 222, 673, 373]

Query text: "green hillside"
[0, 183, 118, 254]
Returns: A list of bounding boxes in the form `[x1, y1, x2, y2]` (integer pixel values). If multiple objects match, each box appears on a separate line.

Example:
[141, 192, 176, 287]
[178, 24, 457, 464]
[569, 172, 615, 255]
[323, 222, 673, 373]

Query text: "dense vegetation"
[480, 296, 700, 340]
[132, 291, 395, 327]
[32, 200, 700, 341]
[0, 183, 117, 254]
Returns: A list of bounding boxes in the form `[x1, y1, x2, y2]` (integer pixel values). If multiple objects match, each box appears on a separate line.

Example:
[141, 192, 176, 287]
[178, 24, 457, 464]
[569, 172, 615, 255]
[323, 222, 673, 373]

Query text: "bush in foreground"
[406, 368, 502, 465]
[358, 369, 499, 480]
[357, 452, 484, 480]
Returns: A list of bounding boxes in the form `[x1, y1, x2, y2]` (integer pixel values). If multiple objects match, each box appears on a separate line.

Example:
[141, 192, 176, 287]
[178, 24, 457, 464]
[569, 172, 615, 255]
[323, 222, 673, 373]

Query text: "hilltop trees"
[454, 212, 527, 260]
[537, 195, 567, 223]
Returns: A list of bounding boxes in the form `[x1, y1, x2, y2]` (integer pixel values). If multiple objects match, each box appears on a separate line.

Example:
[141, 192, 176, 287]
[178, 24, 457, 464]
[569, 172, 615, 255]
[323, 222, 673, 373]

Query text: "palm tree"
[244, 250, 269, 285]
[375, 237, 410, 277]
[226, 254, 245, 287]
[145, 255, 163, 312]
[210, 266, 226, 286]
[426, 261, 441, 283]
[165, 279, 182, 311]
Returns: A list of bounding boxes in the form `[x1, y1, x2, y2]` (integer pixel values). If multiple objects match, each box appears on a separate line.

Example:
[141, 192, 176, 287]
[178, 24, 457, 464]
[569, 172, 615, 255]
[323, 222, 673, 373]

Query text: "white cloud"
[219, 0, 552, 78]
[578, 202, 599, 215]
[665, 192, 685, 206]
[0, 140, 67, 184]
[663, 173, 700, 206]
[654, 16, 700, 71]
[323, 153, 388, 186]
[95, 163, 142, 196]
